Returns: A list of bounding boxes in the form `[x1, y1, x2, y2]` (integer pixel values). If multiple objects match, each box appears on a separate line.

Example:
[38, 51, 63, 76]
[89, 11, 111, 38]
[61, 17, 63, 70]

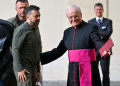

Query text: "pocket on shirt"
[101, 26, 106, 31]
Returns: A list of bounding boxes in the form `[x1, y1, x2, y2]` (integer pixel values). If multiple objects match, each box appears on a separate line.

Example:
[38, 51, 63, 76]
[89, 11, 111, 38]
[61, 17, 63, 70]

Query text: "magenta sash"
[68, 49, 96, 86]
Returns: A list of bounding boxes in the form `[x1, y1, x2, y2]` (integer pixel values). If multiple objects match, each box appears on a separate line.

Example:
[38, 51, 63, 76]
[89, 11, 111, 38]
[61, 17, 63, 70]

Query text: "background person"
[88, 3, 113, 86]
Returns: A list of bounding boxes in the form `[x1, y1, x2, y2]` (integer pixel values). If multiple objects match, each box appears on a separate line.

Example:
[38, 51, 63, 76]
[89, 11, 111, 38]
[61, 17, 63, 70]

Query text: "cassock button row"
[74, 80, 76, 81]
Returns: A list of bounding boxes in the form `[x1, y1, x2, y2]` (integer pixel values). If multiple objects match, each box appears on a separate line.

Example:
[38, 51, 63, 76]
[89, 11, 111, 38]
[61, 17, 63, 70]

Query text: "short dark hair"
[94, 3, 103, 9]
[16, 0, 28, 4]
[25, 5, 40, 15]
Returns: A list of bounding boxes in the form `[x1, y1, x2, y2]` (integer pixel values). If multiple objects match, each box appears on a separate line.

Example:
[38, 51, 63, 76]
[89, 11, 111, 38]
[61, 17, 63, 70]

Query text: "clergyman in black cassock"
[40, 5, 110, 86]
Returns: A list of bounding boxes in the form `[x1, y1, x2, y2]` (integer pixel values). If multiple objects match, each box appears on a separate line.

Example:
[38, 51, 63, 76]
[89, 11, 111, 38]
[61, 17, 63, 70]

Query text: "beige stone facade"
[1, 0, 120, 81]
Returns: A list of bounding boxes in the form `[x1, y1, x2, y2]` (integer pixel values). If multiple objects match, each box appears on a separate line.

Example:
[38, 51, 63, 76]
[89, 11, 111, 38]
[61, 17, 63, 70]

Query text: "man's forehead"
[95, 6, 103, 9]
[67, 8, 79, 15]
[31, 10, 40, 15]
[16, 1, 28, 7]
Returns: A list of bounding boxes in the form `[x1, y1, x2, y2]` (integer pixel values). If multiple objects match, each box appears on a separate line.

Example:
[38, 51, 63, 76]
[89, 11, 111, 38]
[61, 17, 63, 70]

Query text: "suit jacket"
[88, 17, 113, 54]
[0, 19, 14, 80]
[0, 19, 14, 46]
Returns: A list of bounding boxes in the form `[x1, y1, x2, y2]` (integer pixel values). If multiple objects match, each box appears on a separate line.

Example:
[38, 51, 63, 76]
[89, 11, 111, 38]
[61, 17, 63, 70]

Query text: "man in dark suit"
[0, 19, 16, 86]
[88, 3, 113, 86]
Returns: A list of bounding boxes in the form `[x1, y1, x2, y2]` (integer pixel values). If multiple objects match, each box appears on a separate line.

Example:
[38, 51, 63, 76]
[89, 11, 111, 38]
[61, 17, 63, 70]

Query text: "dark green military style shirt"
[12, 21, 42, 73]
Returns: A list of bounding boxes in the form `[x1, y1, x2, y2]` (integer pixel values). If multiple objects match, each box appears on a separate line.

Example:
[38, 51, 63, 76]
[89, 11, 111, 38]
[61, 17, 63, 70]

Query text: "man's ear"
[26, 15, 29, 20]
[103, 9, 104, 12]
[80, 12, 82, 18]
[15, 7, 17, 12]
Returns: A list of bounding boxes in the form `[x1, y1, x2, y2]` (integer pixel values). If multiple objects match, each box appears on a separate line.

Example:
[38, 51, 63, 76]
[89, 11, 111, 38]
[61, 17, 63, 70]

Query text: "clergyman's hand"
[103, 50, 111, 58]
[18, 69, 29, 82]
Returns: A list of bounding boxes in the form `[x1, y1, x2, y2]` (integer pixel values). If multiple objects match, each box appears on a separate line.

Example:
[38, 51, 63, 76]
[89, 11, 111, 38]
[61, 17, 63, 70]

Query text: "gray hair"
[66, 5, 81, 16]
[94, 3, 103, 9]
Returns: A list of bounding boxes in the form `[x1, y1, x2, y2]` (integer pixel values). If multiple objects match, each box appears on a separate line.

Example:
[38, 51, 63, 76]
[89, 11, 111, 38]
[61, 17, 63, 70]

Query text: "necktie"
[98, 19, 101, 27]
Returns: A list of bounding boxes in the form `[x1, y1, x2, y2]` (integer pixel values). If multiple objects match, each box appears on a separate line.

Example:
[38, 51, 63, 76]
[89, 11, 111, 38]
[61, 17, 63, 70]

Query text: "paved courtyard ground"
[43, 81, 120, 86]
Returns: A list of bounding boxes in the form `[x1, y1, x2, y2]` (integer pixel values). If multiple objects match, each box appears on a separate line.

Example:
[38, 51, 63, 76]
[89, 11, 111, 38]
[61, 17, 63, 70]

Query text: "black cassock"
[40, 21, 103, 86]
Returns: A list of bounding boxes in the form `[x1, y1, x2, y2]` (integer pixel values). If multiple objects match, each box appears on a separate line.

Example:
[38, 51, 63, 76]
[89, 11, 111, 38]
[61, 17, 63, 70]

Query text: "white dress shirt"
[96, 16, 103, 23]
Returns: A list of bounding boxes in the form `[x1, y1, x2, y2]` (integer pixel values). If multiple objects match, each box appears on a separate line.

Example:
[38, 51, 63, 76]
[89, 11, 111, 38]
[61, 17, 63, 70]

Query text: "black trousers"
[97, 53, 110, 86]
[2, 67, 17, 86]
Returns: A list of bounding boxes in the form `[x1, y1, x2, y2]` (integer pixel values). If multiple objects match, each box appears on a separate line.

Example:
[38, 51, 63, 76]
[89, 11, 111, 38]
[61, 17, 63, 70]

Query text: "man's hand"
[103, 50, 111, 58]
[36, 73, 40, 82]
[18, 69, 29, 82]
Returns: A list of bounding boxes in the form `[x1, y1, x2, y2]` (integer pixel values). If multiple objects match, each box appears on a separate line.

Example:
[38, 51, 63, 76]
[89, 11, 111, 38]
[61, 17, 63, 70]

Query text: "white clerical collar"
[96, 16, 103, 23]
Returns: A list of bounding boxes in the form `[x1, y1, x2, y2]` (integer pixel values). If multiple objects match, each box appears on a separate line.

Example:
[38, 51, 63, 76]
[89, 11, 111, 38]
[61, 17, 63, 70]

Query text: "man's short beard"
[30, 17, 37, 26]
[18, 14, 25, 18]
